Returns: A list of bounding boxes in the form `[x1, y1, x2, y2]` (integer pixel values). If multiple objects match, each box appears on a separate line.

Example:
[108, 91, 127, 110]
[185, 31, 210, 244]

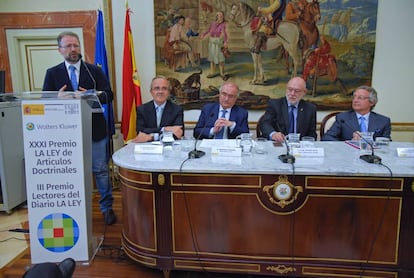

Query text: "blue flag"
[95, 9, 115, 137]
[95, 10, 115, 136]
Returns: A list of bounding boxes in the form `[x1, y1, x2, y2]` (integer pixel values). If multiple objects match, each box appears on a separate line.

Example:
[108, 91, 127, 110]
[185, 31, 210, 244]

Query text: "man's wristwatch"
[150, 133, 159, 141]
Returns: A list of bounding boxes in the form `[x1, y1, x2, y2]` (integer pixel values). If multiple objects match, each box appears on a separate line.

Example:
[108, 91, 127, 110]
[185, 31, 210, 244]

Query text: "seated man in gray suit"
[322, 85, 391, 141]
[132, 76, 184, 142]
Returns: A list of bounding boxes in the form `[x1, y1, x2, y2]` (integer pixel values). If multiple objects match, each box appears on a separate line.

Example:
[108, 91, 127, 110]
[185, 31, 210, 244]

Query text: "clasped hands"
[213, 118, 233, 135]
[132, 125, 183, 143]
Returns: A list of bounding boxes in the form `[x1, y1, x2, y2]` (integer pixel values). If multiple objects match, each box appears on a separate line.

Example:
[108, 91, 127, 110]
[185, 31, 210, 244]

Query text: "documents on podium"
[20, 91, 101, 264]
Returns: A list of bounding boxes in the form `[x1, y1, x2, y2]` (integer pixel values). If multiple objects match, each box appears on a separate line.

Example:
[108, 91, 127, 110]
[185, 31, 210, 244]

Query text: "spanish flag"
[121, 7, 142, 142]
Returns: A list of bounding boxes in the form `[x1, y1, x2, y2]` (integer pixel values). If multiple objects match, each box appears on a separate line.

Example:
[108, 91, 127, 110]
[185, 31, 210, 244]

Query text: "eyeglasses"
[59, 44, 81, 49]
[352, 95, 370, 101]
[220, 91, 237, 99]
[287, 87, 304, 94]
[152, 86, 169, 92]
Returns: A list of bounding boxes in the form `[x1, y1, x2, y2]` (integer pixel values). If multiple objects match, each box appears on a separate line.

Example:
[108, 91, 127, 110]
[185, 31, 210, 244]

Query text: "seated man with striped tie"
[259, 76, 317, 142]
[132, 75, 184, 142]
[322, 85, 391, 141]
[193, 81, 249, 139]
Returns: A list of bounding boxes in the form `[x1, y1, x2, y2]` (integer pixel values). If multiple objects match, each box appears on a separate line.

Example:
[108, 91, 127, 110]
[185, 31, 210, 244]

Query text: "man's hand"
[271, 132, 285, 143]
[59, 85, 67, 92]
[352, 131, 361, 141]
[164, 125, 183, 139]
[131, 132, 153, 143]
[213, 118, 233, 135]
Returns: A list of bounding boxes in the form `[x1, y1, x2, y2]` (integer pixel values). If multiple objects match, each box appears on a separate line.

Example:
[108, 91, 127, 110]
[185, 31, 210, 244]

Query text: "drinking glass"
[255, 138, 267, 154]
[286, 133, 300, 152]
[300, 136, 315, 148]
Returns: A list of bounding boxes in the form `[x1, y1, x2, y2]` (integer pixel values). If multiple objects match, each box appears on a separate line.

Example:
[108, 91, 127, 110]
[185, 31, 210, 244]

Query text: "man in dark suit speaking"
[194, 81, 249, 139]
[42, 31, 116, 225]
[322, 85, 391, 141]
[259, 76, 317, 142]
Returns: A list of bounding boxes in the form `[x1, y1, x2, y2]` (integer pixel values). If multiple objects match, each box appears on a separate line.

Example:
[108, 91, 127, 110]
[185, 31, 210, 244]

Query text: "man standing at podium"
[42, 31, 116, 225]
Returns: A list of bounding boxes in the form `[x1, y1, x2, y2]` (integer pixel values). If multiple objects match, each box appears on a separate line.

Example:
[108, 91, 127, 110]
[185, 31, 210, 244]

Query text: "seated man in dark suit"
[132, 76, 184, 142]
[194, 81, 249, 139]
[259, 76, 317, 142]
[322, 85, 391, 141]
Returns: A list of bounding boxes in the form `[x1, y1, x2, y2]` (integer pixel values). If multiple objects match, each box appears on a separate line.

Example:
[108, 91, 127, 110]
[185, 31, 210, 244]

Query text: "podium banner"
[22, 98, 92, 263]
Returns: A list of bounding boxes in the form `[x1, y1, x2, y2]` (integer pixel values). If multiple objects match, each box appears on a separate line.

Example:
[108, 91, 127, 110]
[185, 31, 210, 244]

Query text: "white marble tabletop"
[112, 140, 414, 177]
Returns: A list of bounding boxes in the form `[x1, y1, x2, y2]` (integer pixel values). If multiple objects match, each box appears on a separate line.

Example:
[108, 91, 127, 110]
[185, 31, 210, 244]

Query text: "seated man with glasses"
[322, 85, 391, 141]
[132, 75, 184, 142]
[194, 81, 249, 139]
[259, 76, 317, 142]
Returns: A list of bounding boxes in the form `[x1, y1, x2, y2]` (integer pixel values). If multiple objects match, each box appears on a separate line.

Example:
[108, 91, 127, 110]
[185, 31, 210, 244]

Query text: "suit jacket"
[259, 97, 317, 139]
[42, 61, 113, 141]
[193, 103, 249, 139]
[321, 110, 391, 141]
[136, 100, 184, 136]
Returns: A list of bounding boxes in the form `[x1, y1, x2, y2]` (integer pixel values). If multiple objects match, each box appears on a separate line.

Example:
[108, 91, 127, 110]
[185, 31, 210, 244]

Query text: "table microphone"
[279, 136, 296, 164]
[340, 119, 381, 164]
[274, 121, 295, 163]
[188, 112, 215, 159]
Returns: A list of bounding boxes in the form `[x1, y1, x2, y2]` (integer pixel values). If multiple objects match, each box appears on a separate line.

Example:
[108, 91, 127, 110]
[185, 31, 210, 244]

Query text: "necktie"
[156, 106, 163, 128]
[359, 116, 367, 132]
[69, 65, 78, 91]
[215, 109, 228, 139]
[288, 105, 296, 133]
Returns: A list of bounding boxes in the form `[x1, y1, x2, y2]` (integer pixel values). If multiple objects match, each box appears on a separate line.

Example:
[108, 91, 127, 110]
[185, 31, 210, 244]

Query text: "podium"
[0, 95, 26, 213]
[21, 92, 101, 264]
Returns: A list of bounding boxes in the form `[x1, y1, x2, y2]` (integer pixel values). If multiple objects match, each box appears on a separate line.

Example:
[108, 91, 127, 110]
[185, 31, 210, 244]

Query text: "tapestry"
[154, 0, 378, 111]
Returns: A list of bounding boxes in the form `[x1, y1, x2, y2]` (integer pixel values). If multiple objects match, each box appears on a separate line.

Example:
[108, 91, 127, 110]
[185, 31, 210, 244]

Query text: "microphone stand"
[359, 141, 381, 164]
[339, 119, 381, 164]
[279, 137, 295, 164]
[273, 121, 295, 163]
[188, 113, 215, 159]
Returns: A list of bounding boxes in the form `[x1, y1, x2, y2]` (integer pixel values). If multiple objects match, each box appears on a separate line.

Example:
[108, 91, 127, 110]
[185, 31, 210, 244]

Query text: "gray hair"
[219, 81, 240, 97]
[354, 85, 378, 109]
[150, 75, 172, 91]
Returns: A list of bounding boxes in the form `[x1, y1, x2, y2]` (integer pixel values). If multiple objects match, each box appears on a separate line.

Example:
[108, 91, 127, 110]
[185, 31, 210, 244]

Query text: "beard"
[66, 52, 81, 63]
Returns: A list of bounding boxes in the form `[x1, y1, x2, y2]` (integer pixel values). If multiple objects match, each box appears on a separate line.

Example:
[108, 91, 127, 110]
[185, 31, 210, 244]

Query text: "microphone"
[273, 121, 295, 163]
[79, 54, 97, 91]
[279, 137, 295, 163]
[188, 112, 215, 159]
[340, 119, 381, 164]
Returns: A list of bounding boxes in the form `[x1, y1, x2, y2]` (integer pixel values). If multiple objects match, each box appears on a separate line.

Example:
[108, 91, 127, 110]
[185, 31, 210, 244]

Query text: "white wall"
[1, 0, 413, 124]
[372, 0, 414, 122]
